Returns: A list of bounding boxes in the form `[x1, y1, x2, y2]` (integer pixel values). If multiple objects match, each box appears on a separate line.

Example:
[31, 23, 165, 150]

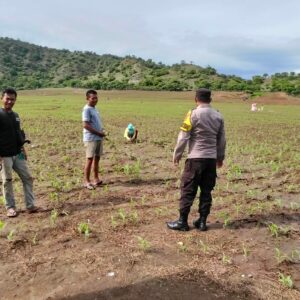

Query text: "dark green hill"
[1, 37, 300, 94]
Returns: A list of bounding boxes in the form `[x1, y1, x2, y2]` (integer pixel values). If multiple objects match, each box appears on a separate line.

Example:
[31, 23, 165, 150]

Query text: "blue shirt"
[82, 104, 103, 142]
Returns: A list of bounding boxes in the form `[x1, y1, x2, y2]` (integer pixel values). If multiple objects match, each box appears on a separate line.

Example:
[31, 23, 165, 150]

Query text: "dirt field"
[0, 90, 299, 299]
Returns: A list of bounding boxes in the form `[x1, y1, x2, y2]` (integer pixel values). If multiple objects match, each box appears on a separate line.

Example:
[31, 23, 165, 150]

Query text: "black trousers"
[179, 159, 217, 216]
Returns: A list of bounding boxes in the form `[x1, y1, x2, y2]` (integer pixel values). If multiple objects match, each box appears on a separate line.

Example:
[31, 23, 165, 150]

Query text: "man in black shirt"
[0, 88, 37, 217]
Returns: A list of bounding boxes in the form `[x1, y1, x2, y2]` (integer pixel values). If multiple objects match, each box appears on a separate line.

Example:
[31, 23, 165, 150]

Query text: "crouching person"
[167, 88, 226, 231]
[0, 88, 37, 217]
[124, 123, 138, 142]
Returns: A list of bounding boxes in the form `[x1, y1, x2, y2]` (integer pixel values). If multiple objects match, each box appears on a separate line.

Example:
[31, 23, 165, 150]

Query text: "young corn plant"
[242, 243, 250, 259]
[0, 220, 6, 231]
[197, 239, 209, 254]
[177, 241, 188, 253]
[78, 221, 90, 238]
[111, 216, 118, 229]
[268, 223, 279, 238]
[278, 273, 293, 289]
[7, 229, 15, 241]
[291, 249, 300, 261]
[118, 208, 127, 223]
[222, 253, 232, 265]
[137, 236, 151, 252]
[31, 233, 38, 245]
[275, 248, 289, 264]
[50, 209, 58, 226]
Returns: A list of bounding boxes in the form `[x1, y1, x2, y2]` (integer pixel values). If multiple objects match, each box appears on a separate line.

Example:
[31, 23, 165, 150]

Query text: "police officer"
[167, 88, 226, 231]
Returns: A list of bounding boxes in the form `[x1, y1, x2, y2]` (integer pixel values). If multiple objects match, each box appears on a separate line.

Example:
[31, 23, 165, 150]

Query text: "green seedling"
[222, 253, 232, 265]
[217, 212, 231, 228]
[278, 273, 293, 289]
[274, 199, 283, 208]
[268, 223, 279, 238]
[103, 184, 110, 192]
[279, 225, 291, 236]
[111, 216, 118, 229]
[0, 220, 6, 231]
[0, 196, 5, 206]
[137, 236, 151, 251]
[118, 208, 127, 223]
[242, 243, 250, 258]
[140, 195, 146, 205]
[50, 209, 58, 225]
[130, 210, 139, 224]
[7, 229, 15, 241]
[275, 248, 288, 264]
[198, 239, 209, 254]
[129, 198, 137, 208]
[291, 249, 300, 262]
[31, 233, 38, 245]
[78, 221, 90, 238]
[234, 204, 241, 216]
[177, 241, 187, 252]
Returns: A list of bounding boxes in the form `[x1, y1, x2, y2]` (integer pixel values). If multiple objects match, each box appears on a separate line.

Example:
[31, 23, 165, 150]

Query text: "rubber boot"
[193, 215, 208, 231]
[167, 214, 189, 231]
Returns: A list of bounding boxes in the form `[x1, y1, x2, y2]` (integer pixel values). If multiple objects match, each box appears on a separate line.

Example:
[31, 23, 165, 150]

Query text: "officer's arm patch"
[180, 110, 192, 132]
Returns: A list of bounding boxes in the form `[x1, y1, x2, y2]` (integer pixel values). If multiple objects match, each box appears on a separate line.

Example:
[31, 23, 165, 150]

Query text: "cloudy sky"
[1, 0, 300, 78]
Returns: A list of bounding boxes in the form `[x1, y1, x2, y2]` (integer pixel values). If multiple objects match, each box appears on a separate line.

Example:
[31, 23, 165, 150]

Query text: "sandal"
[93, 180, 103, 187]
[7, 208, 17, 218]
[84, 183, 95, 190]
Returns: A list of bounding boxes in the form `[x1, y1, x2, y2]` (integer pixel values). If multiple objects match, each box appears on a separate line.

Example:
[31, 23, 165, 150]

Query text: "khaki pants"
[0, 155, 35, 209]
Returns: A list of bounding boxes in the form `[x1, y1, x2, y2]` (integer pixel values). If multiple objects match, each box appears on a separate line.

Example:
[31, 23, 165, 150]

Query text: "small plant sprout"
[222, 253, 232, 265]
[291, 249, 300, 262]
[78, 221, 90, 238]
[234, 203, 241, 216]
[31, 233, 38, 245]
[129, 198, 136, 207]
[130, 210, 139, 224]
[177, 241, 187, 252]
[198, 239, 209, 254]
[217, 212, 231, 228]
[103, 184, 110, 193]
[279, 225, 291, 236]
[7, 229, 15, 241]
[137, 236, 151, 252]
[140, 195, 146, 205]
[268, 223, 279, 238]
[275, 248, 288, 264]
[118, 208, 127, 223]
[50, 209, 58, 225]
[275, 198, 283, 208]
[0, 196, 5, 206]
[111, 216, 118, 229]
[0, 220, 6, 231]
[242, 243, 250, 258]
[278, 273, 293, 289]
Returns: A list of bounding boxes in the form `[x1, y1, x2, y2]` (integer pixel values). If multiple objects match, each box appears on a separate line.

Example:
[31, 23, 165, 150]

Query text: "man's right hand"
[98, 131, 106, 137]
[217, 160, 223, 168]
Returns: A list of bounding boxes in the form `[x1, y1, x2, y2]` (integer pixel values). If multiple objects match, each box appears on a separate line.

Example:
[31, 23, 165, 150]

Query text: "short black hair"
[2, 88, 17, 98]
[86, 89, 97, 97]
[195, 88, 211, 103]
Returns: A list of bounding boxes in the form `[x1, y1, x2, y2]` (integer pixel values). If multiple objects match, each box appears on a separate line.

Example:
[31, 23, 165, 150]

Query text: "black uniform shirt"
[0, 108, 21, 157]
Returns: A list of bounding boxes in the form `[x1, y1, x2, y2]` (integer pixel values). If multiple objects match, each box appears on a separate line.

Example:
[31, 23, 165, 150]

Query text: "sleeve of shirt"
[217, 118, 226, 161]
[173, 110, 193, 161]
[124, 128, 129, 138]
[82, 107, 90, 122]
